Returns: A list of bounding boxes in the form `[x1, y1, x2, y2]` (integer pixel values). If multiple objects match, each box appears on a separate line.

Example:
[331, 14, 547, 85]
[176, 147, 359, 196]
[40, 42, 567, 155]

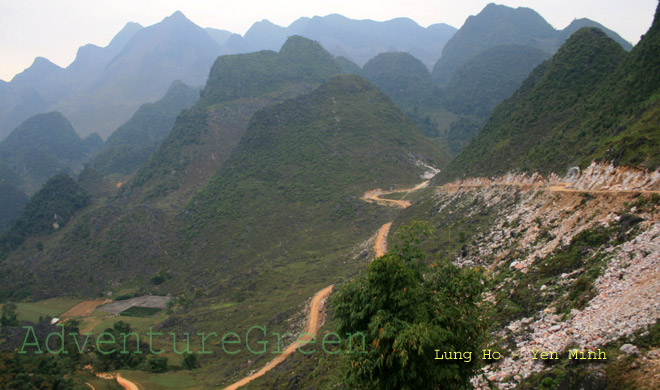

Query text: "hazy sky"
[1, 0, 657, 81]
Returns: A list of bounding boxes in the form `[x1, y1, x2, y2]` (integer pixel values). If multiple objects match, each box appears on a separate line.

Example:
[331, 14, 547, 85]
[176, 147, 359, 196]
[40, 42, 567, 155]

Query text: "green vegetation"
[0, 112, 102, 194]
[189, 74, 446, 232]
[128, 36, 342, 200]
[182, 353, 198, 370]
[148, 356, 168, 373]
[494, 214, 642, 325]
[431, 3, 629, 87]
[362, 52, 438, 113]
[0, 174, 90, 260]
[91, 81, 199, 176]
[361, 52, 446, 139]
[442, 44, 550, 118]
[12, 298, 81, 322]
[441, 20, 660, 180]
[0, 302, 18, 327]
[0, 182, 28, 231]
[200, 35, 341, 106]
[93, 321, 147, 372]
[120, 307, 162, 317]
[332, 223, 486, 389]
[0, 320, 88, 389]
[359, 46, 547, 156]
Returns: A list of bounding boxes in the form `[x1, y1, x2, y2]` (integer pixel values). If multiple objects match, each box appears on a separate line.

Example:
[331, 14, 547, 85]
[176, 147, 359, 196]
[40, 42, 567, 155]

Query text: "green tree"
[148, 355, 168, 373]
[182, 353, 198, 370]
[1, 302, 18, 327]
[331, 223, 486, 389]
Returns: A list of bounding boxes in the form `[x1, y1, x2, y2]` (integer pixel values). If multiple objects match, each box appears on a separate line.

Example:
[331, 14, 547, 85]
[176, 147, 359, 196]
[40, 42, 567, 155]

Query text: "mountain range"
[1, 4, 630, 145]
[0, 3, 657, 389]
[0, 12, 454, 141]
[439, 11, 660, 180]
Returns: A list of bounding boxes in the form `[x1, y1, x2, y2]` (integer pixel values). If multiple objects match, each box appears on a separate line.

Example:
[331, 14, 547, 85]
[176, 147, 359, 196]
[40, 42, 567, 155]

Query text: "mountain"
[0, 174, 90, 260]
[226, 14, 457, 68]
[441, 44, 550, 117]
[0, 23, 144, 140]
[432, 3, 631, 86]
[432, 3, 556, 85]
[0, 110, 100, 233]
[0, 36, 347, 298]
[362, 52, 437, 111]
[361, 52, 450, 140]
[190, 74, 446, 232]
[90, 81, 199, 176]
[242, 19, 290, 51]
[205, 27, 232, 45]
[438, 26, 649, 180]
[126, 35, 344, 202]
[0, 182, 28, 231]
[0, 112, 102, 194]
[357, 5, 628, 157]
[0, 12, 220, 140]
[49, 11, 220, 139]
[560, 18, 633, 50]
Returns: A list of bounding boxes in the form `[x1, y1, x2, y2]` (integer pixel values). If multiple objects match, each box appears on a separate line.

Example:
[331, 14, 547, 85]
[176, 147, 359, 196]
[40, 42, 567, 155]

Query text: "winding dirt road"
[365, 180, 432, 258]
[84, 368, 139, 390]
[361, 180, 429, 208]
[223, 285, 334, 390]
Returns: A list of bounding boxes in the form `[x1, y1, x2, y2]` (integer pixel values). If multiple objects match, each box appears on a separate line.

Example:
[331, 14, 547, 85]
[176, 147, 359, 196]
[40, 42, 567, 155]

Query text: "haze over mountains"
[0, 4, 631, 143]
[0, 2, 657, 389]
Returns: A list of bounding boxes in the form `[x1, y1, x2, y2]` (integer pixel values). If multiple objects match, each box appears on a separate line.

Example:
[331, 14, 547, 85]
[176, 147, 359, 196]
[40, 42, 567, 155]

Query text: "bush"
[148, 356, 168, 373]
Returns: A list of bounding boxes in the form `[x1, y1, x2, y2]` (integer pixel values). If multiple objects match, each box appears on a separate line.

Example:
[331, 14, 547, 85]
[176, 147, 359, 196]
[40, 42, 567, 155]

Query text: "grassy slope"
[90, 81, 199, 176]
[439, 27, 633, 180]
[0, 37, 344, 299]
[0, 112, 101, 194]
[150, 74, 446, 386]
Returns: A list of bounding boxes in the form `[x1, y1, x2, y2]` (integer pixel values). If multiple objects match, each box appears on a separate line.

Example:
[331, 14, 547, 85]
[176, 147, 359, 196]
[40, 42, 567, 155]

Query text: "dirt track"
[374, 222, 392, 257]
[116, 373, 139, 390]
[361, 180, 429, 208]
[546, 184, 660, 194]
[443, 181, 660, 195]
[364, 180, 431, 258]
[223, 285, 334, 390]
[85, 365, 139, 390]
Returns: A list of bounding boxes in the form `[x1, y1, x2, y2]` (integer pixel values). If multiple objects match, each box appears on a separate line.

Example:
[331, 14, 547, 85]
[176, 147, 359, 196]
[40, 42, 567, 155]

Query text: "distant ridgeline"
[348, 4, 631, 156]
[438, 14, 660, 181]
[0, 112, 101, 230]
[127, 35, 344, 200]
[0, 36, 442, 300]
[0, 12, 455, 142]
[90, 80, 199, 176]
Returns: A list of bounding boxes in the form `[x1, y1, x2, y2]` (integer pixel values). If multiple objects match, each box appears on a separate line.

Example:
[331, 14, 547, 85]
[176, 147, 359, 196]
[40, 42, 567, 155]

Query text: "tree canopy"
[331, 223, 486, 389]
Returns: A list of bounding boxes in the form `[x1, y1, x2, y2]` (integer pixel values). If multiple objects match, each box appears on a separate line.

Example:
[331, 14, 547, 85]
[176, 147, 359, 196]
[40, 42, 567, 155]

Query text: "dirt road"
[116, 373, 139, 390]
[361, 180, 429, 208]
[85, 365, 140, 390]
[546, 183, 660, 194]
[374, 222, 392, 257]
[223, 285, 334, 390]
[443, 181, 660, 195]
[364, 180, 431, 257]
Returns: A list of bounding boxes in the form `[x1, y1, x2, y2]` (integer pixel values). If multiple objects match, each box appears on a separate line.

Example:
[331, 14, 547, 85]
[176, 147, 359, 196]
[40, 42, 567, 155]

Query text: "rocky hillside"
[396, 162, 660, 389]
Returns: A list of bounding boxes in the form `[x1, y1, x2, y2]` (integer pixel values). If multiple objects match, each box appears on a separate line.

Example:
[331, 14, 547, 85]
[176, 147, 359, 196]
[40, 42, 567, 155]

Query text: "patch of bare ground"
[60, 300, 111, 318]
